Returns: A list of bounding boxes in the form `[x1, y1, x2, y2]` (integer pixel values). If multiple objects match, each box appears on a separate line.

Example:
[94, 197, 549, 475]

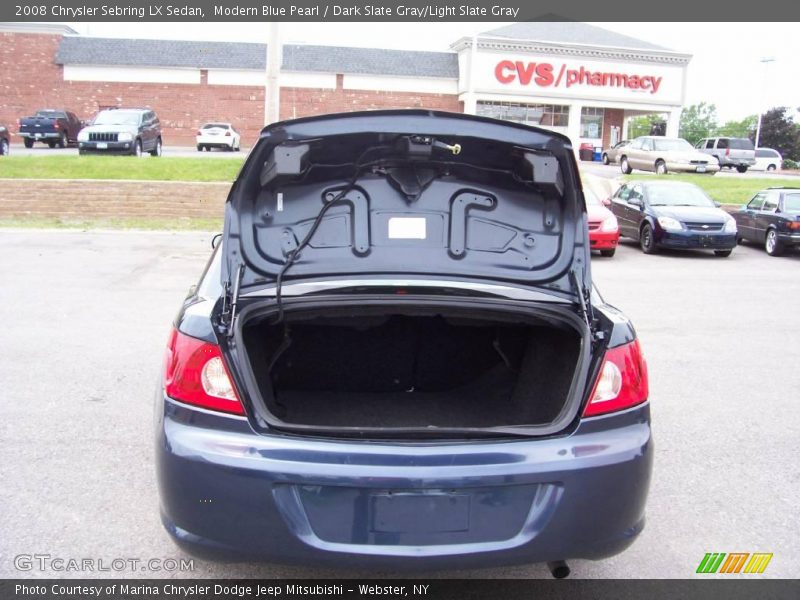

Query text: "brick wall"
[1, 31, 463, 147]
[0, 179, 230, 219]
[602, 108, 625, 149]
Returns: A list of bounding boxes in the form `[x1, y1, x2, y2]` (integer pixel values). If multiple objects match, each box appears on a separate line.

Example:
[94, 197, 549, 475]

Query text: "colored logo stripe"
[744, 553, 773, 574]
[719, 553, 749, 573]
[697, 553, 726, 573]
[697, 552, 773, 574]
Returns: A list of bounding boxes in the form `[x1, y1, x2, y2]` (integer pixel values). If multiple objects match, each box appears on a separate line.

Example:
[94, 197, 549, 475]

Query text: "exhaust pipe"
[547, 560, 570, 579]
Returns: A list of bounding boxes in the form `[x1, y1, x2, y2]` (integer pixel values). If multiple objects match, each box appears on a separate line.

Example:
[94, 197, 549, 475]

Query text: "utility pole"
[265, 22, 281, 125]
[754, 57, 775, 149]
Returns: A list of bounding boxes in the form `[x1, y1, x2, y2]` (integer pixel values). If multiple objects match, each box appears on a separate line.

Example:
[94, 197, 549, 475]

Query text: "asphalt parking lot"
[1, 230, 798, 579]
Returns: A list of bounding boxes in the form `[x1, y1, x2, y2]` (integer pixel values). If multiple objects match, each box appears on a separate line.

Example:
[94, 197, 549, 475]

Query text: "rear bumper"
[657, 229, 737, 250]
[589, 230, 620, 250]
[197, 136, 234, 147]
[665, 161, 720, 173]
[777, 232, 800, 246]
[719, 159, 756, 167]
[19, 132, 60, 139]
[156, 396, 653, 569]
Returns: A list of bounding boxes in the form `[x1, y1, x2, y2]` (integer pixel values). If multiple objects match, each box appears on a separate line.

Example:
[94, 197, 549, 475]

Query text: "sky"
[64, 21, 800, 123]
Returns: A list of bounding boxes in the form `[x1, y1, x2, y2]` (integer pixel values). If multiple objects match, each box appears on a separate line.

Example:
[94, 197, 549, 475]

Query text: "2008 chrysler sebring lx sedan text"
[156, 110, 652, 578]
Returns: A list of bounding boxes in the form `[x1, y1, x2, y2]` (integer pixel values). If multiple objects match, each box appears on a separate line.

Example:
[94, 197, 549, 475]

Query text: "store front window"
[476, 101, 569, 128]
[580, 107, 604, 140]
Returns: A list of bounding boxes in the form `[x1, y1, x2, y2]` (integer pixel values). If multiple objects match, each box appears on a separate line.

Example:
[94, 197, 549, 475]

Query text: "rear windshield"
[647, 184, 715, 208]
[203, 123, 229, 129]
[35, 110, 66, 118]
[756, 148, 778, 158]
[93, 111, 141, 126]
[653, 139, 693, 152]
[783, 193, 800, 213]
[719, 138, 754, 150]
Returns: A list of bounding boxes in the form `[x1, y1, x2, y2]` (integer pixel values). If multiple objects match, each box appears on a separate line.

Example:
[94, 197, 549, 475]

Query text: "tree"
[717, 115, 757, 139]
[679, 102, 719, 146]
[627, 114, 665, 139]
[753, 107, 799, 160]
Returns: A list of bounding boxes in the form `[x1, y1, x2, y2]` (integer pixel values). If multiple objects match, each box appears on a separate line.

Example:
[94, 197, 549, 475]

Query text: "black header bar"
[3, 0, 800, 22]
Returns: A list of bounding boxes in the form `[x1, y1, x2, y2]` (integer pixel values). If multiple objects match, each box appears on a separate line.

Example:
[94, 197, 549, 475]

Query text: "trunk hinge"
[220, 263, 244, 337]
[570, 269, 602, 344]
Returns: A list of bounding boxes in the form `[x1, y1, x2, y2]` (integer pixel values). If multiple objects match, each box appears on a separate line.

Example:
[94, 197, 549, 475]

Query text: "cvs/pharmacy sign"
[494, 60, 663, 94]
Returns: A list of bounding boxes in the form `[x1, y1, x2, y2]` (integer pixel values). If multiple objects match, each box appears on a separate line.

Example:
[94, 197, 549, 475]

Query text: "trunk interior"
[241, 306, 582, 431]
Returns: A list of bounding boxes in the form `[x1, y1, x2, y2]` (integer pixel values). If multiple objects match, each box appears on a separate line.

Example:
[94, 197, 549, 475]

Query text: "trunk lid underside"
[223, 110, 591, 302]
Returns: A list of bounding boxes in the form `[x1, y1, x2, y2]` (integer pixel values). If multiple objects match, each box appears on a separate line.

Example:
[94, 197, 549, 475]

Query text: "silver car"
[619, 136, 719, 175]
[601, 140, 629, 165]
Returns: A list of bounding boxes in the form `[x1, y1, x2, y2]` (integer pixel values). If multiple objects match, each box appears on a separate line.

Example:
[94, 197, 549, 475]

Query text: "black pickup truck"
[18, 109, 82, 148]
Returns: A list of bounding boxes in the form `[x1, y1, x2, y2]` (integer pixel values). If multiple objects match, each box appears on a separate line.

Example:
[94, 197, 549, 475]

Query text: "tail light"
[225, 130, 231, 136]
[787, 221, 800, 230]
[54, 121, 61, 130]
[163, 329, 245, 415]
[584, 339, 648, 417]
[725, 148, 730, 157]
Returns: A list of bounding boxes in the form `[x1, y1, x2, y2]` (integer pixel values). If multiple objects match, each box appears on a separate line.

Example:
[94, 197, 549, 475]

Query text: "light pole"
[754, 57, 775, 149]
[264, 22, 281, 126]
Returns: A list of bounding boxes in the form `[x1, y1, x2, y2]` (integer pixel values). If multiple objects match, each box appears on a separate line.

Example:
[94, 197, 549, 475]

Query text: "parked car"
[752, 148, 782, 172]
[156, 110, 651, 576]
[610, 180, 737, 256]
[733, 187, 800, 256]
[585, 188, 619, 256]
[18, 109, 82, 148]
[601, 140, 629, 165]
[619, 136, 719, 175]
[0, 124, 9, 156]
[695, 137, 755, 173]
[196, 122, 241, 152]
[78, 108, 162, 157]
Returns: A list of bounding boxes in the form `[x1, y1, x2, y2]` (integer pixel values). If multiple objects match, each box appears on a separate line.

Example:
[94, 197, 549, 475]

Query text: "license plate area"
[282, 483, 553, 547]
[96, 142, 108, 149]
[696, 165, 706, 173]
[371, 492, 470, 534]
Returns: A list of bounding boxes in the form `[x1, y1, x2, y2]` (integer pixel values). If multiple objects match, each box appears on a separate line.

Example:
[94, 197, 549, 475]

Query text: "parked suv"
[78, 108, 162, 157]
[156, 111, 652, 576]
[695, 137, 755, 172]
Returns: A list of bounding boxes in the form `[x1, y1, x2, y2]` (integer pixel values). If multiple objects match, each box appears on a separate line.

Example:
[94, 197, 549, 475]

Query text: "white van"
[752, 148, 782, 172]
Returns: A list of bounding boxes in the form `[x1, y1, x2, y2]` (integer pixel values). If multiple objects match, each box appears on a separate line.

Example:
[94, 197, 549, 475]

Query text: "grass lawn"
[622, 173, 799, 205]
[0, 216, 223, 231]
[0, 155, 244, 182]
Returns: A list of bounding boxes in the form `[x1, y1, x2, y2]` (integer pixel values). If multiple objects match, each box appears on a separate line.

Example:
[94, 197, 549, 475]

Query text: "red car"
[586, 188, 620, 257]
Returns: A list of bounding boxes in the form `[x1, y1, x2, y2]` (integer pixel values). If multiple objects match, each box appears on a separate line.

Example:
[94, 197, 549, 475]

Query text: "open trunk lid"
[222, 110, 592, 313]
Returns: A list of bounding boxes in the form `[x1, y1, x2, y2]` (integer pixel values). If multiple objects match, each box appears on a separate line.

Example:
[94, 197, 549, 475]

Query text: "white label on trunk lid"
[388, 217, 426, 239]
[276, 192, 284, 212]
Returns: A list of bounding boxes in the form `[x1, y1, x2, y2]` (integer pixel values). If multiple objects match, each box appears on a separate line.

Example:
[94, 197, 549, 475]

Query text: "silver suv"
[695, 137, 755, 173]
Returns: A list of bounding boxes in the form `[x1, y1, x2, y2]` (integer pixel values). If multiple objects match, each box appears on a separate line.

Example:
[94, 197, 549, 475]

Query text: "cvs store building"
[1, 22, 690, 150]
[454, 22, 691, 153]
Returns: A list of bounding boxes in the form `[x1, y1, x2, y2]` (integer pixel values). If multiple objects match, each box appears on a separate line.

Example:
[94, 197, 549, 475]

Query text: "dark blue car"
[733, 187, 800, 256]
[610, 180, 738, 256]
[156, 111, 652, 577]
